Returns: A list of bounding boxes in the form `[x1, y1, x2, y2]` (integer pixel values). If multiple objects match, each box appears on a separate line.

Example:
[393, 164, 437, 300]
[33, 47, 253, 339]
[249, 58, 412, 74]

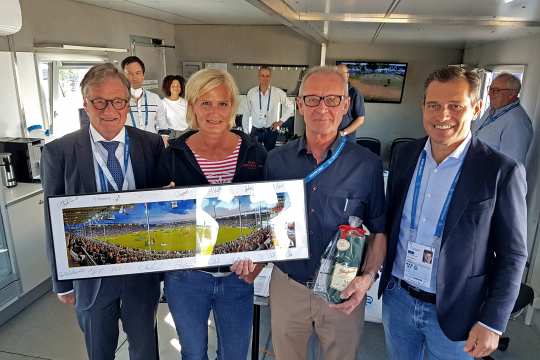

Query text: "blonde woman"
[158, 68, 266, 360]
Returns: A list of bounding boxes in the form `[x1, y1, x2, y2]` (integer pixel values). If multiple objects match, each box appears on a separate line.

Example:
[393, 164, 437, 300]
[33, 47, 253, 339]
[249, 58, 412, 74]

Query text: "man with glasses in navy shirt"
[265, 66, 386, 360]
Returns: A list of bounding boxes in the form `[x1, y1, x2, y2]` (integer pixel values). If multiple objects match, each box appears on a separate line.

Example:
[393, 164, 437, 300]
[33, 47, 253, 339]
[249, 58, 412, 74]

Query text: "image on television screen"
[337, 61, 408, 103]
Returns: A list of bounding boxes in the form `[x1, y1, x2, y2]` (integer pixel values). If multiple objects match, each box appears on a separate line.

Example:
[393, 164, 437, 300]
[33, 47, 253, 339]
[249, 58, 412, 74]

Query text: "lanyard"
[129, 90, 149, 128]
[305, 136, 347, 183]
[410, 150, 463, 238]
[258, 86, 272, 114]
[90, 129, 131, 192]
[475, 102, 519, 133]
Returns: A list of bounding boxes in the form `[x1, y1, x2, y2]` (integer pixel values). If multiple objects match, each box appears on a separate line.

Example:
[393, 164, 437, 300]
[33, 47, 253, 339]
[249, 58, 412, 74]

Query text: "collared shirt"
[392, 133, 472, 294]
[265, 135, 386, 284]
[242, 85, 294, 131]
[339, 83, 365, 141]
[89, 124, 136, 192]
[128, 89, 166, 133]
[471, 100, 533, 164]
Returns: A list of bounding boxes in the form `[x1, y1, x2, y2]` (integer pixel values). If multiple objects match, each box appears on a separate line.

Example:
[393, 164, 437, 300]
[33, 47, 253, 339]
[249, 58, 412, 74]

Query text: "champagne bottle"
[328, 216, 366, 304]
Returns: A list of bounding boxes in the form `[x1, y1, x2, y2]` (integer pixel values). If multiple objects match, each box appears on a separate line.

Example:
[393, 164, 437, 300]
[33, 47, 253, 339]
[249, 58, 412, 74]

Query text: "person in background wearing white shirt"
[242, 65, 294, 151]
[161, 74, 188, 137]
[471, 73, 533, 164]
[122, 56, 166, 134]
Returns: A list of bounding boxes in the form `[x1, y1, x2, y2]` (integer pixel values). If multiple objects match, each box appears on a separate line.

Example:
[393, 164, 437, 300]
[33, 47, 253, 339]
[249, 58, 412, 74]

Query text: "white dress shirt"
[242, 85, 294, 132]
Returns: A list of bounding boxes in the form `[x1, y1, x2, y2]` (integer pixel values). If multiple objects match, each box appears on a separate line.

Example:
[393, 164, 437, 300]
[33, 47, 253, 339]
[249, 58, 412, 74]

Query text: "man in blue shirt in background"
[472, 72, 533, 164]
[337, 64, 366, 141]
[265, 65, 386, 360]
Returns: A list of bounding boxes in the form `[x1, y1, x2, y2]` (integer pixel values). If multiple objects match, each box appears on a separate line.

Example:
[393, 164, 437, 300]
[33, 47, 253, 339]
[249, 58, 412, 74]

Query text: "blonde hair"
[185, 68, 239, 129]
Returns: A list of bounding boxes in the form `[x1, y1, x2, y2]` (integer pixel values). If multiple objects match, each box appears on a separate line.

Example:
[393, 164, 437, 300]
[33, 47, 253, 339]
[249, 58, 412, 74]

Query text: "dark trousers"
[75, 275, 160, 360]
[250, 126, 277, 151]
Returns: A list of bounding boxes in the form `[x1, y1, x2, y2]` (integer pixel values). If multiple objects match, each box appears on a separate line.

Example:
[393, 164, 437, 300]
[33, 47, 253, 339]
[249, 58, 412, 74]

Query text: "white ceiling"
[74, 0, 540, 47]
[74, 0, 280, 25]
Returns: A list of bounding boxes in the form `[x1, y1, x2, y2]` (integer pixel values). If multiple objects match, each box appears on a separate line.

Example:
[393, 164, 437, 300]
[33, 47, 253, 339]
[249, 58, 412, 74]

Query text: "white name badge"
[403, 241, 435, 288]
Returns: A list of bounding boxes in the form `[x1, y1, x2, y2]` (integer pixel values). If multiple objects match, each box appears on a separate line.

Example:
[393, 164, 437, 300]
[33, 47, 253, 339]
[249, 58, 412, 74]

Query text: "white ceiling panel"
[284, 0, 395, 13]
[70, 0, 540, 47]
[325, 22, 385, 43]
[377, 22, 540, 47]
[75, 0, 280, 24]
[396, 0, 540, 19]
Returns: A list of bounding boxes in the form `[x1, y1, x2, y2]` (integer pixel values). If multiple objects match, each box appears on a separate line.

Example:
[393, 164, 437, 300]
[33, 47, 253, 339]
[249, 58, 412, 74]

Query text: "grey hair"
[80, 63, 130, 98]
[298, 66, 348, 96]
[495, 73, 521, 93]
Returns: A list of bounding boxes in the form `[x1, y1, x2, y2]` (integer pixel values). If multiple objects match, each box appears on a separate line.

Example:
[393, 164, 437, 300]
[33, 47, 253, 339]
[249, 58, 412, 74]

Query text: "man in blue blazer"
[379, 67, 527, 359]
[42, 63, 163, 360]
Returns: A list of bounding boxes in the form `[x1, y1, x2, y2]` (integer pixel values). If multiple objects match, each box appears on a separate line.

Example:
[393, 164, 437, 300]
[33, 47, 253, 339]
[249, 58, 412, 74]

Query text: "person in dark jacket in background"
[158, 68, 266, 360]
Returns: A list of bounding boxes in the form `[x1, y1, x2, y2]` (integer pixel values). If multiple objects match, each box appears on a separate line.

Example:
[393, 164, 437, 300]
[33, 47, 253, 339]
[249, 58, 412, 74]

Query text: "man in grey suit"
[41, 63, 164, 360]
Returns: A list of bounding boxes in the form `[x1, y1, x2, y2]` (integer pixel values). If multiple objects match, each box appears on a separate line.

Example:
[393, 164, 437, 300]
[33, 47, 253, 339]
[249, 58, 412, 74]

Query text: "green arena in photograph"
[95, 225, 254, 252]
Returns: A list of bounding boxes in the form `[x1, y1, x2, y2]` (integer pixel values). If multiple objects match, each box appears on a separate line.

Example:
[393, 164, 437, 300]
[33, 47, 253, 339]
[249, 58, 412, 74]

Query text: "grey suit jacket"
[41, 125, 164, 310]
[379, 136, 528, 340]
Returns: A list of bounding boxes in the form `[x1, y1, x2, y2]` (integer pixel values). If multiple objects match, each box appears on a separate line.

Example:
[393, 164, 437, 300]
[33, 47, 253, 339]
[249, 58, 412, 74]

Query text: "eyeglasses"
[488, 86, 516, 95]
[89, 98, 129, 110]
[301, 95, 345, 107]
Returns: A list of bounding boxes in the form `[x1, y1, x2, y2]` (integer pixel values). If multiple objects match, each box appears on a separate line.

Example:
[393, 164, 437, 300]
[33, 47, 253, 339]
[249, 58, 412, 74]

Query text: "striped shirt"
[193, 139, 241, 184]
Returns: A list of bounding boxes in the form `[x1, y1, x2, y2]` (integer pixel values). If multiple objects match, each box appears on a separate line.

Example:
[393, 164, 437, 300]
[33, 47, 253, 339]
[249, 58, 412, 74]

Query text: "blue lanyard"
[97, 131, 131, 192]
[129, 90, 149, 128]
[410, 150, 463, 238]
[258, 87, 272, 113]
[475, 102, 519, 133]
[305, 136, 347, 183]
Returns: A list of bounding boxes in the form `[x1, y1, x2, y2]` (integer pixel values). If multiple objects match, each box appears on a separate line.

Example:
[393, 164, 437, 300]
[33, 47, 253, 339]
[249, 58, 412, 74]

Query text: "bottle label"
[330, 263, 358, 291]
[336, 238, 350, 251]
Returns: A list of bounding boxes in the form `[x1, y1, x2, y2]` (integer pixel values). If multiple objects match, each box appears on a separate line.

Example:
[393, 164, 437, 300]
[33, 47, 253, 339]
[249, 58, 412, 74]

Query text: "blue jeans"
[164, 270, 254, 360]
[382, 277, 472, 360]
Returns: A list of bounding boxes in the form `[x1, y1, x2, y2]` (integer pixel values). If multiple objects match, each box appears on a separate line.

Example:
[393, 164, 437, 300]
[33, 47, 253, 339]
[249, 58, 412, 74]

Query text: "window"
[37, 56, 106, 138]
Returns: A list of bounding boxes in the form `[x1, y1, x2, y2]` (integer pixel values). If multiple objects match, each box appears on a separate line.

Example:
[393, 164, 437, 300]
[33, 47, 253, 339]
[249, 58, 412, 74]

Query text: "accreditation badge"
[403, 241, 435, 288]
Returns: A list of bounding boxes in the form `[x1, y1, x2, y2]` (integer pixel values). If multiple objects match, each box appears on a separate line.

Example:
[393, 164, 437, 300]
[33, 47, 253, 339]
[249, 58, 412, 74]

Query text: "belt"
[395, 277, 436, 304]
[199, 266, 232, 277]
[252, 126, 270, 131]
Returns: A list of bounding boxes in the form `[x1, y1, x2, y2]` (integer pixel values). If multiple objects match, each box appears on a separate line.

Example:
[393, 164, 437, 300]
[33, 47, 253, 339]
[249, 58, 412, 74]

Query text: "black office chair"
[483, 283, 535, 359]
[356, 137, 381, 156]
[389, 137, 415, 165]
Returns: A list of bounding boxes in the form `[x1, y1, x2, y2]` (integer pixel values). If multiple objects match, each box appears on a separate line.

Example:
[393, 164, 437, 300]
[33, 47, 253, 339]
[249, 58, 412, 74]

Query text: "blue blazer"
[41, 125, 164, 310]
[378, 136, 528, 341]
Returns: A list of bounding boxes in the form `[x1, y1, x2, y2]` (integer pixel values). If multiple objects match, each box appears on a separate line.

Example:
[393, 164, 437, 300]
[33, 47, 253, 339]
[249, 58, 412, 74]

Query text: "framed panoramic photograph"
[48, 180, 308, 280]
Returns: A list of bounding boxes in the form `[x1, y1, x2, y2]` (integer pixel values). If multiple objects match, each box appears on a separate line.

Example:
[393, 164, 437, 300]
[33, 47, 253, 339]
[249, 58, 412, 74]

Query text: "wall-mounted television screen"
[336, 61, 408, 103]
